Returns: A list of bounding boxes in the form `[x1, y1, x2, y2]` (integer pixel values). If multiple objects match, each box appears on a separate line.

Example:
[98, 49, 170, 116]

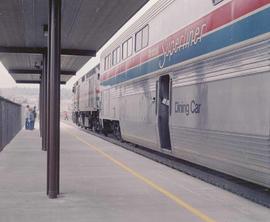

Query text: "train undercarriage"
[73, 111, 122, 140]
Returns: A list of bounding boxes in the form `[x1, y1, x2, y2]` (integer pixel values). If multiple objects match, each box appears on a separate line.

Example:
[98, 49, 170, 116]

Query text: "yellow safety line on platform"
[64, 126, 216, 222]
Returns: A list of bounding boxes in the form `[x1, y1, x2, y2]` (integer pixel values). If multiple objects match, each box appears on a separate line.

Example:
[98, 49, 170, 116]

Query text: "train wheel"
[89, 120, 93, 131]
[102, 129, 108, 137]
[93, 119, 101, 133]
[113, 122, 122, 141]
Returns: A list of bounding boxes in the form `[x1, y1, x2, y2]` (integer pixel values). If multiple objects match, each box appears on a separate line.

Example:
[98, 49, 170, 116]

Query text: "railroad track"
[69, 122, 270, 208]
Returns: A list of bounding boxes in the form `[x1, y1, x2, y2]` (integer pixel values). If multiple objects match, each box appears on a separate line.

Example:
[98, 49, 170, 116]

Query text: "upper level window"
[135, 25, 149, 52]
[112, 46, 121, 66]
[82, 75, 85, 82]
[104, 53, 111, 70]
[122, 37, 133, 60]
[212, 0, 224, 5]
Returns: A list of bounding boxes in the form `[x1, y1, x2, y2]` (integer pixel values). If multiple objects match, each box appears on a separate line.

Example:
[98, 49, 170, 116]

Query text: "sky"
[0, 62, 16, 88]
[0, 0, 158, 90]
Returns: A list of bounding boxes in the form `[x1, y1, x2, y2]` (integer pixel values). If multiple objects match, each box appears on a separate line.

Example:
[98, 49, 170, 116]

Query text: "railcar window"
[106, 55, 108, 70]
[135, 30, 142, 51]
[112, 49, 116, 65]
[122, 37, 133, 60]
[135, 25, 149, 52]
[117, 47, 121, 63]
[82, 76, 85, 82]
[142, 25, 149, 48]
[104, 57, 106, 70]
[122, 41, 127, 59]
[112, 47, 121, 66]
[104, 54, 112, 70]
[112, 48, 116, 65]
[127, 37, 133, 57]
[212, 0, 224, 5]
[109, 54, 111, 69]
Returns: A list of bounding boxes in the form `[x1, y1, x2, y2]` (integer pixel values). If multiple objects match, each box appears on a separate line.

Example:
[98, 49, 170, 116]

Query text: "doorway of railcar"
[156, 74, 172, 150]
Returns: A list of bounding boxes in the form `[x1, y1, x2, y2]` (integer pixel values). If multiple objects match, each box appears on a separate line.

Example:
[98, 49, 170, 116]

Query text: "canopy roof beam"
[16, 80, 66, 84]
[9, 69, 42, 74]
[9, 69, 76, 76]
[0, 46, 96, 57]
[0, 46, 44, 54]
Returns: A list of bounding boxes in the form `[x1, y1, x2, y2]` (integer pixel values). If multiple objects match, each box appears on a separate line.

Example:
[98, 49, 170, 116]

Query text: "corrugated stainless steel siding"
[171, 127, 270, 187]
[170, 39, 270, 188]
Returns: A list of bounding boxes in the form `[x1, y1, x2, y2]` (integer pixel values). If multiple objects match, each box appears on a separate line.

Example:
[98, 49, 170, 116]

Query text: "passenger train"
[72, 0, 270, 188]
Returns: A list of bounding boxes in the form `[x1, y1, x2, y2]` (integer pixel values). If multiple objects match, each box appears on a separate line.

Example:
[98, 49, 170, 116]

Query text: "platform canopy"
[0, 0, 149, 84]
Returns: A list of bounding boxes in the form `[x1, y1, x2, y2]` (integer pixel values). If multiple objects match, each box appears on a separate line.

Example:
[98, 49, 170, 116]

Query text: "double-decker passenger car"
[73, 0, 270, 188]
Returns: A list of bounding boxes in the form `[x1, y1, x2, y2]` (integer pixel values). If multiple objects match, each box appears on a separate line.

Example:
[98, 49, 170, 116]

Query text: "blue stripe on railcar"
[102, 7, 270, 86]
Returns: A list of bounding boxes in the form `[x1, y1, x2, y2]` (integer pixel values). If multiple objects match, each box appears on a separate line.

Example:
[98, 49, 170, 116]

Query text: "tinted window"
[212, 0, 224, 5]
[104, 53, 111, 70]
[122, 37, 133, 60]
[112, 47, 121, 66]
[135, 31, 142, 52]
[135, 25, 149, 52]
[127, 38, 133, 57]
[122, 41, 128, 59]
[142, 26, 149, 48]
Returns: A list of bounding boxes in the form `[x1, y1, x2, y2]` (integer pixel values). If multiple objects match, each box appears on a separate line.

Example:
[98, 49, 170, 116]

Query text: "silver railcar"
[74, 0, 270, 188]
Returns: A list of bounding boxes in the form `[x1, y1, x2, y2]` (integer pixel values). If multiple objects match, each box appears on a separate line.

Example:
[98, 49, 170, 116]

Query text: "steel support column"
[42, 53, 47, 151]
[47, 0, 61, 199]
[39, 81, 43, 138]
[46, 2, 51, 195]
[46, 38, 50, 193]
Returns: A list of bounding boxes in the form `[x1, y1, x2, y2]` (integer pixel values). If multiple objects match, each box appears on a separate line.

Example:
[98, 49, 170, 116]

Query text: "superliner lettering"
[101, 0, 270, 85]
[159, 24, 207, 69]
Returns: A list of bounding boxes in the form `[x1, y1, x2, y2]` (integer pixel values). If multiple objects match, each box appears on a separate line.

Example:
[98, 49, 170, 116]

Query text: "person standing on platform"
[25, 105, 30, 130]
[29, 108, 35, 130]
[32, 106, 37, 129]
[64, 111, 69, 120]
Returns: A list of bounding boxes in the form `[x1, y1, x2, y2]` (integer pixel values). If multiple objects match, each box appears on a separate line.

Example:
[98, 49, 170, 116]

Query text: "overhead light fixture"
[34, 61, 41, 69]
[43, 24, 48, 37]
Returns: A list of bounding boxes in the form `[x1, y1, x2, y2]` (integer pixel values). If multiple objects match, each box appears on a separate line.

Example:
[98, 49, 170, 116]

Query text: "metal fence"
[0, 96, 23, 151]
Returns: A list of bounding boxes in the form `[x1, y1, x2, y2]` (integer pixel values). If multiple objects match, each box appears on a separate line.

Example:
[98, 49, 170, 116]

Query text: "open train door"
[156, 74, 172, 150]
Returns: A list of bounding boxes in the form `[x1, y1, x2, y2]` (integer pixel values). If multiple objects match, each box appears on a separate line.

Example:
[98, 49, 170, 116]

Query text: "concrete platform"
[0, 123, 269, 222]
